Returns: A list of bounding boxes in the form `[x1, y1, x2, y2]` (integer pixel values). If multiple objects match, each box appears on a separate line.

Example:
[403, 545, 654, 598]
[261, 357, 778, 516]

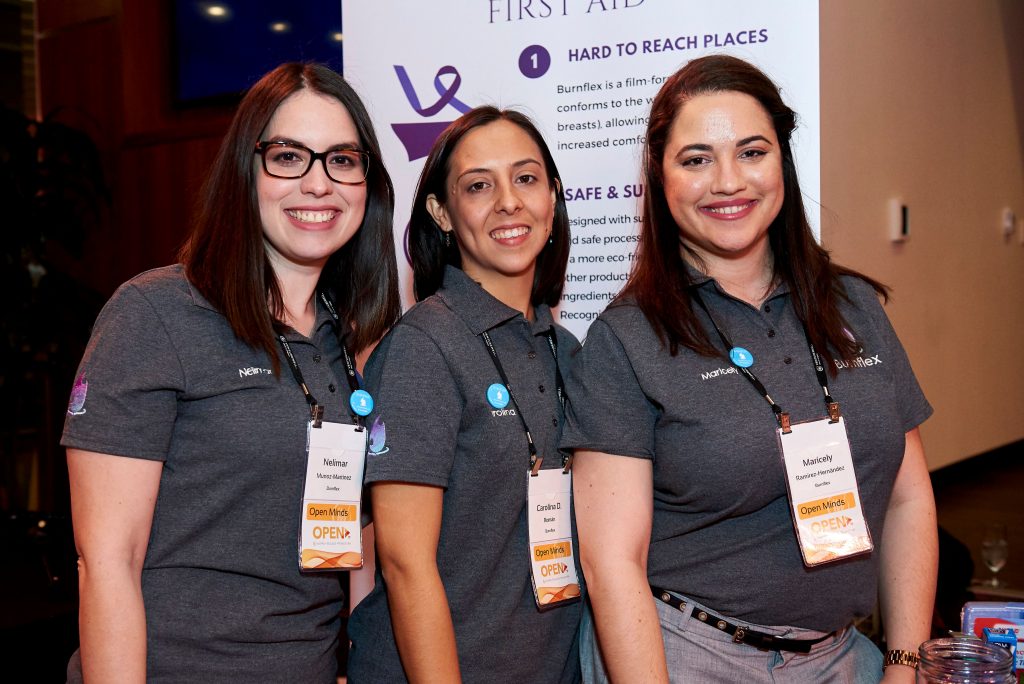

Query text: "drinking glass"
[981, 523, 1009, 587]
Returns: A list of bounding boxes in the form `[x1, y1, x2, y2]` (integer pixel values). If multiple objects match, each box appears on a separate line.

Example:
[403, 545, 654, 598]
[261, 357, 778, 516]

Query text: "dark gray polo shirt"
[347, 266, 582, 684]
[560, 274, 931, 633]
[62, 265, 350, 683]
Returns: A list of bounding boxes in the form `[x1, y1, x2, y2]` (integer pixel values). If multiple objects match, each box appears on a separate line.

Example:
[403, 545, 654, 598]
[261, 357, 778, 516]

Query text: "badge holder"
[299, 414, 367, 571]
[527, 459, 581, 610]
[778, 415, 873, 567]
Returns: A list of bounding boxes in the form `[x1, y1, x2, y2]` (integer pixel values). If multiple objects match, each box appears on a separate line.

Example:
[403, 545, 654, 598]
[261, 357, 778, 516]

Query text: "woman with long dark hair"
[563, 55, 936, 683]
[347, 106, 582, 683]
[63, 62, 399, 682]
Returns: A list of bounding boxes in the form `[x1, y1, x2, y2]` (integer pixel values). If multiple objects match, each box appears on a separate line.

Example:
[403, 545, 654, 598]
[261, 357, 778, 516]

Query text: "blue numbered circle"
[518, 44, 551, 79]
[350, 389, 374, 416]
[487, 383, 510, 409]
[729, 347, 754, 368]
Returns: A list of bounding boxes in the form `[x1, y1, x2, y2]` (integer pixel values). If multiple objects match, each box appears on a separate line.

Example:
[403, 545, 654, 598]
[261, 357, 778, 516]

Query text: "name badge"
[527, 468, 581, 609]
[778, 416, 873, 567]
[299, 420, 367, 571]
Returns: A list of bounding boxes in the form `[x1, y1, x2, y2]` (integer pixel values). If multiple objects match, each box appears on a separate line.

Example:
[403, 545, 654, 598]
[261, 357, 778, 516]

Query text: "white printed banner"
[343, 0, 819, 338]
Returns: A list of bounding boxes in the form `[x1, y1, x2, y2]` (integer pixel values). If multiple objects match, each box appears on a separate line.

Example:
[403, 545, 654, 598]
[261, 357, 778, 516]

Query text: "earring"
[548, 230, 554, 245]
[444, 231, 451, 248]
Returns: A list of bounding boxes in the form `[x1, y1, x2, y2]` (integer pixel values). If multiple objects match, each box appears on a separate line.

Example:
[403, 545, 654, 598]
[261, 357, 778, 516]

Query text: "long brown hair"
[621, 54, 885, 372]
[408, 106, 570, 305]
[180, 63, 400, 372]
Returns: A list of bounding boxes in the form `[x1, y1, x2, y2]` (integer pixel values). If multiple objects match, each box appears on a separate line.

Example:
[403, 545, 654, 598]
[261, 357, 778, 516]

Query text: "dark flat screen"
[173, 1, 343, 105]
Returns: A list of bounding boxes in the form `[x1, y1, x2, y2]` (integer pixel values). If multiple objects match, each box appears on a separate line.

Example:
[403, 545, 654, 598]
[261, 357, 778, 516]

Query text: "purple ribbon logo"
[392, 65, 472, 161]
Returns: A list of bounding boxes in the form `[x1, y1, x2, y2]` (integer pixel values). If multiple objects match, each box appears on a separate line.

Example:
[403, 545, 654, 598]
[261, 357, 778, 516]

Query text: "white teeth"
[705, 203, 753, 215]
[491, 226, 530, 240]
[287, 209, 337, 223]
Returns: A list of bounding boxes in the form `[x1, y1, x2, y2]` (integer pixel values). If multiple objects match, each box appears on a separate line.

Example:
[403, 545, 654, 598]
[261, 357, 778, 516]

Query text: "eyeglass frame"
[253, 141, 371, 185]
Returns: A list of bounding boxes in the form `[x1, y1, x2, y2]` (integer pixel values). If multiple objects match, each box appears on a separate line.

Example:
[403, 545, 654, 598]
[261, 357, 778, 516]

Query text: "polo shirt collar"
[683, 259, 790, 301]
[183, 271, 218, 312]
[438, 266, 551, 336]
[183, 269, 338, 335]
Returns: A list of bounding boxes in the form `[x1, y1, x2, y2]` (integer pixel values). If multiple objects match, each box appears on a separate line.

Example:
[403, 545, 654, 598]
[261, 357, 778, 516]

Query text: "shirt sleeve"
[61, 282, 185, 461]
[559, 316, 659, 460]
[362, 323, 462, 487]
[851, 280, 933, 432]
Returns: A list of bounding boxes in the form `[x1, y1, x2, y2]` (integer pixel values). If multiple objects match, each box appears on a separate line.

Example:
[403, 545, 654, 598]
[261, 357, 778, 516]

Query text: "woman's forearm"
[586, 562, 670, 683]
[382, 561, 461, 683]
[77, 555, 148, 683]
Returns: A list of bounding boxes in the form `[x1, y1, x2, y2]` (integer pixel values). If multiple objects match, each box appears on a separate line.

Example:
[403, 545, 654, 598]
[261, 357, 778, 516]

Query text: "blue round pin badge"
[487, 383, 510, 409]
[350, 389, 374, 416]
[729, 347, 754, 368]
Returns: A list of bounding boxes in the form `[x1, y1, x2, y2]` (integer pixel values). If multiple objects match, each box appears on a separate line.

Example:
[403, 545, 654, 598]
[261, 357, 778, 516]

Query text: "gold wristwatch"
[884, 649, 921, 669]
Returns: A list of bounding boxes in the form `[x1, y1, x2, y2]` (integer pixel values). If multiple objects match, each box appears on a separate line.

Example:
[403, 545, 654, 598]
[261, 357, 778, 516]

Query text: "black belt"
[650, 586, 838, 654]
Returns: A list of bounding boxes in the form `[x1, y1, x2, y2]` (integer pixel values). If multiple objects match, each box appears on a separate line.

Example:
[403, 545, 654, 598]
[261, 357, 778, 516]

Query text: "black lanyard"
[276, 292, 363, 428]
[480, 326, 568, 474]
[692, 290, 840, 434]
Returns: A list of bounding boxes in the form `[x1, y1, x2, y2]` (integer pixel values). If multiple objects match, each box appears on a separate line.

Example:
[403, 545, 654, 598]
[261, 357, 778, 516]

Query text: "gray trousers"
[580, 594, 883, 683]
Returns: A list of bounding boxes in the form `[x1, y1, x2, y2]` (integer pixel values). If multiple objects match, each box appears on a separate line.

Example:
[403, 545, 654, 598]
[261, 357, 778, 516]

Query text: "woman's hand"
[372, 481, 462, 683]
[68, 449, 162, 684]
[574, 450, 669, 684]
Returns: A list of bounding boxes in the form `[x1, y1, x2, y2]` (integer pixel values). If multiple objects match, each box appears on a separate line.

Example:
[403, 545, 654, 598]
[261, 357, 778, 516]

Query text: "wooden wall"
[820, 0, 1024, 469]
[36, 0, 233, 296]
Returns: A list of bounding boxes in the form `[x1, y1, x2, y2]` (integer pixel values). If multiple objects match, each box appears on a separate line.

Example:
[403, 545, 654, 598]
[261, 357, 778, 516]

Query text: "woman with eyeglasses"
[62, 63, 399, 683]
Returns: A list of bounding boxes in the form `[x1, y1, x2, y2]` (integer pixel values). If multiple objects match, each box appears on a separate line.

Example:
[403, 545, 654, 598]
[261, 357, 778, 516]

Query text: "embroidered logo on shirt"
[238, 366, 273, 378]
[700, 366, 738, 381]
[490, 408, 518, 418]
[368, 416, 389, 455]
[67, 374, 88, 415]
[834, 354, 882, 370]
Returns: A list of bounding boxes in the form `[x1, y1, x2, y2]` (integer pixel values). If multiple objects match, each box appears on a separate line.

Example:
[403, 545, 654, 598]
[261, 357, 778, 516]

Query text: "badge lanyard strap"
[691, 291, 840, 433]
[805, 336, 840, 423]
[480, 328, 568, 475]
[275, 293, 364, 429]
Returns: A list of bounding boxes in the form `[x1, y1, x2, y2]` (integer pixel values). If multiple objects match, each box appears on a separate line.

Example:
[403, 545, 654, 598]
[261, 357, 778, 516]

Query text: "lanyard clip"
[529, 454, 543, 476]
[826, 402, 840, 423]
[778, 411, 792, 434]
[310, 404, 324, 429]
[562, 453, 574, 474]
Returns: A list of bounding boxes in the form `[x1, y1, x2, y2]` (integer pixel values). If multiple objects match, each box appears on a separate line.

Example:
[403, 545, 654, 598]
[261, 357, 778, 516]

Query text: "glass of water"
[981, 523, 1009, 587]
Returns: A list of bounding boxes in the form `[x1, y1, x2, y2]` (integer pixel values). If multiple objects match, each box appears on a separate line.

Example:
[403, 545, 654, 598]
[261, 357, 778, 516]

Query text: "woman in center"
[347, 106, 582, 683]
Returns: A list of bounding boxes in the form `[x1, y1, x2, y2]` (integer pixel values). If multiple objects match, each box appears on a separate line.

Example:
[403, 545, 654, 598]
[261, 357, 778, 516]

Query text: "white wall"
[820, 0, 1024, 469]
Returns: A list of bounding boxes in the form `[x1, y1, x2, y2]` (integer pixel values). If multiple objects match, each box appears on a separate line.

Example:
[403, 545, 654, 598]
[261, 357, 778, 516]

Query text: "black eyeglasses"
[254, 141, 370, 185]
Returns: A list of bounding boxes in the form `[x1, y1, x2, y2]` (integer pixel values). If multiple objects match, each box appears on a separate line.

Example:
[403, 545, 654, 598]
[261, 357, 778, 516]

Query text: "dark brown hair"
[408, 106, 570, 305]
[180, 63, 400, 372]
[621, 54, 885, 371]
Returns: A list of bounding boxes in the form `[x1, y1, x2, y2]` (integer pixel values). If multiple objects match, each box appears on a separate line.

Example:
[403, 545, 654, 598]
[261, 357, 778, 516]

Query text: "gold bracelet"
[884, 649, 921, 669]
